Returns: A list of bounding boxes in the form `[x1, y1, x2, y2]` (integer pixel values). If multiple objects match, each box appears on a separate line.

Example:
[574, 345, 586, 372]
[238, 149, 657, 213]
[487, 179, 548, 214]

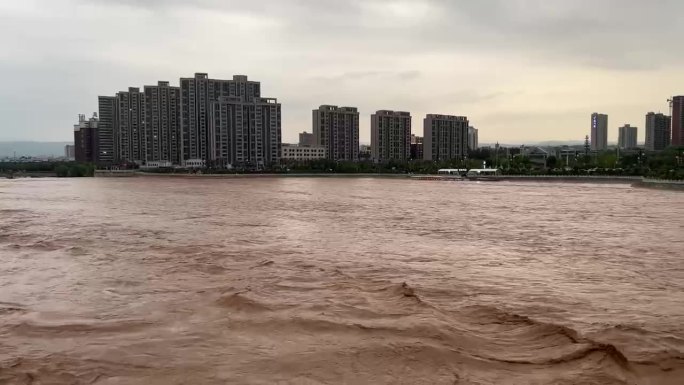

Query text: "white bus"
[437, 169, 467, 176]
[466, 168, 502, 180]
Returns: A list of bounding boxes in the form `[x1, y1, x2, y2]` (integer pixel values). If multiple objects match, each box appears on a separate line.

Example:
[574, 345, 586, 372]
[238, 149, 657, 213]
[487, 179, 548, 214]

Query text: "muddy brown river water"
[0, 177, 683, 384]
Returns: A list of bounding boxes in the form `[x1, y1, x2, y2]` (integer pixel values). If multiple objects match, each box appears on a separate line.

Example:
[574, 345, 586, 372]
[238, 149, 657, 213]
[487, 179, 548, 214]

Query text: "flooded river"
[0, 177, 682, 384]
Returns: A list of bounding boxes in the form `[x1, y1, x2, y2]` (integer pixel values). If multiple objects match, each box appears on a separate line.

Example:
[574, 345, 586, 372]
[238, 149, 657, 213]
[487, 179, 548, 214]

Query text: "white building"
[64, 145, 75, 160]
[281, 144, 326, 161]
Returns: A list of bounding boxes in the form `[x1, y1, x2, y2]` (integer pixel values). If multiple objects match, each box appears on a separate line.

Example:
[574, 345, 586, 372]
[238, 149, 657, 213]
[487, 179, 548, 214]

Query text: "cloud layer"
[1, 0, 682, 143]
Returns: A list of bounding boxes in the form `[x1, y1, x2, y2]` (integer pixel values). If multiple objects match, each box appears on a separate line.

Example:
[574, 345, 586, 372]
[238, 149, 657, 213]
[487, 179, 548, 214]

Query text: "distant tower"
[590, 113, 608, 151]
[670, 96, 684, 146]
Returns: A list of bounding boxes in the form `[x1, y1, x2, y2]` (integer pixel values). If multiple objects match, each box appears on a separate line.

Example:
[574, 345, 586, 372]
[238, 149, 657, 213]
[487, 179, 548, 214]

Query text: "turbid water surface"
[0, 177, 683, 384]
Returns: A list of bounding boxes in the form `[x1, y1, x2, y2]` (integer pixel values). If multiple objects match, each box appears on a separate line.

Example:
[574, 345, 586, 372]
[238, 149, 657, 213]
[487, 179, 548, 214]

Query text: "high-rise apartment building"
[144, 81, 181, 165]
[671, 96, 684, 146]
[209, 96, 281, 169]
[97, 96, 116, 164]
[299, 131, 315, 146]
[645, 112, 671, 151]
[468, 126, 479, 150]
[617, 124, 637, 149]
[370, 110, 411, 162]
[591, 113, 608, 151]
[312, 105, 359, 161]
[423, 114, 469, 161]
[73, 114, 99, 163]
[115, 87, 146, 164]
[180, 73, 262, 165]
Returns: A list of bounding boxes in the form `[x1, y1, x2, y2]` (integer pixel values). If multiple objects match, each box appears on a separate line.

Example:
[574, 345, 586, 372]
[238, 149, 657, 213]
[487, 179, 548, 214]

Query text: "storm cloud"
[1, 0, 682, 143]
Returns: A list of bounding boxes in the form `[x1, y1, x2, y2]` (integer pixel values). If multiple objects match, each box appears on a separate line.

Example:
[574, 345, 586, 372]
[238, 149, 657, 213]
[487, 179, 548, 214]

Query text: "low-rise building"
[281, 144, 327, 161]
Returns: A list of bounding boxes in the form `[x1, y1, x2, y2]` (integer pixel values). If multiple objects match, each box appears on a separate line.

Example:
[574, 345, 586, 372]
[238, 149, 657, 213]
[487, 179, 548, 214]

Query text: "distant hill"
[0, 141, 72, 157]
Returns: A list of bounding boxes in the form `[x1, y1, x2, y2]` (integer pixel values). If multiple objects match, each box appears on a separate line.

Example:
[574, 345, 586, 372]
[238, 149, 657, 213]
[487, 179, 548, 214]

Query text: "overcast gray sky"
[1, 0, 682, 144]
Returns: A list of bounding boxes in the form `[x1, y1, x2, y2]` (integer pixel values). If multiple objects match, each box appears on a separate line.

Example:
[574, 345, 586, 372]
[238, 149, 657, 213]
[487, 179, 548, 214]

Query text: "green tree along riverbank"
[143, 146, 684, 179]
[1, 162, 95, 177]
[5, 146, 682, 180]
[272, 146, 683, 179]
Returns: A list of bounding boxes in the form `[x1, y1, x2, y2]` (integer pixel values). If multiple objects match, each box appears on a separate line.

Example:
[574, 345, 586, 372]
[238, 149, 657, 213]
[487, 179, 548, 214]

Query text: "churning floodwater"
[0, 177, 683, 385]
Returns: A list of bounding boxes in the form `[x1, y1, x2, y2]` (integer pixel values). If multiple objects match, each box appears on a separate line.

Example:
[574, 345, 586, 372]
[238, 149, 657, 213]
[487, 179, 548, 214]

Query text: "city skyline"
[1, 0, 683, 144]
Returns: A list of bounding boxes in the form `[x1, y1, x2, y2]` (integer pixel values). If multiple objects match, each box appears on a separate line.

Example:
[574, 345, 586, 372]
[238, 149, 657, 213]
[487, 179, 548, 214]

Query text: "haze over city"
[1, 0, 683, 144]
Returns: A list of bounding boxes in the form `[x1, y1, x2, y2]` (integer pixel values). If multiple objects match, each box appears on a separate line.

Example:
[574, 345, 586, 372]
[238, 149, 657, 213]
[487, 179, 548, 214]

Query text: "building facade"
[591, 113, 608, 151]
[299, 131, 315, 146]
[281, 144, 326, 161]
[97, 96, 116, 164]
[645, 112, 671, 151]
[64, 144, 75, 160]
[468, 126, 479, 150]
[73, 114, 99, 163]
[312, 105, 359, 161]
[423, 114, 469, 161]
[671, 96, 684, 146]
[370, 110, 411, 162]
[618, 124, 638, 149]
[209, 96, 281, 169]
[180, 73, 262, 166]
[144, 81, 181, 165]
[410, 135, 424, 160]
[115, 88, 146, 164]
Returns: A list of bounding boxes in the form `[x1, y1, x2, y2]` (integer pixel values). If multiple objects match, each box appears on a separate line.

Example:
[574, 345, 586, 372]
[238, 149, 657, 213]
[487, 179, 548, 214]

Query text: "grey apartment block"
[180, 73, 261, 165]
[645, 112, 671, 151]
[313, 105, 360, 161]
[209, 96, 281, 169]
[370, 110, 411, 162]
[144, 81, 181, 165]
[423, 114, 469, 161]
[97, 96, 116, 164]
[468, 126, 479, 150]
[299, 131, 315, 146]
[591, 113, 608, 151]
[617, 124, 638, 149]
[116, 88, 146, 164]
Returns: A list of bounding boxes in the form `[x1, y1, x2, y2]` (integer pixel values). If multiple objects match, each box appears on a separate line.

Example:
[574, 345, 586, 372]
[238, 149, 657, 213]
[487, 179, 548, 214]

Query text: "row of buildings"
[74, 73, 480, 167]
[590, 96, 683, 151]
[75, 73, 282, 169]
[283, 107, 478, 163]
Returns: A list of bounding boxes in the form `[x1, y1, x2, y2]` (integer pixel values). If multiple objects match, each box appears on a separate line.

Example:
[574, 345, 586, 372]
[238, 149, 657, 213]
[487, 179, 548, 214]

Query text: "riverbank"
[2, 171, 57, 178]
[632, 178, 684, 191]
[132, 171, 409, 179]
[92, 170, 684, 190]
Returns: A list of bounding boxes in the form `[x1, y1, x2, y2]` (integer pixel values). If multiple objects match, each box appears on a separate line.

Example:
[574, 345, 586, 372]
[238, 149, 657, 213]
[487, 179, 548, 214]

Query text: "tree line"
[0, 162, 95, 177]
